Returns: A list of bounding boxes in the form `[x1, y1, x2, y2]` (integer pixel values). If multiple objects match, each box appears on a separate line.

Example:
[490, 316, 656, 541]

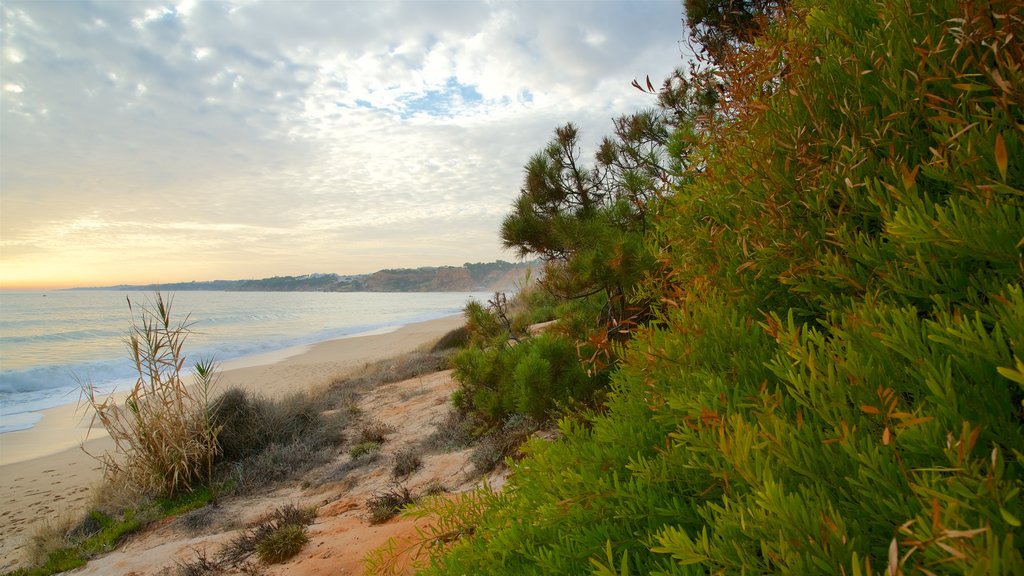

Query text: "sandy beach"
[0, 314, 465, 572]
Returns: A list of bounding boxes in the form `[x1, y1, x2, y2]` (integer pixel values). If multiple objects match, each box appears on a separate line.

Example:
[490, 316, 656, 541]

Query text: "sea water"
[0, 290, 489, 434]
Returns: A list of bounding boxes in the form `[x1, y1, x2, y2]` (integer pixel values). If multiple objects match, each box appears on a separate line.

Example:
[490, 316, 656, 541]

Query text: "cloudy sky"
[0, 0, 688, 289]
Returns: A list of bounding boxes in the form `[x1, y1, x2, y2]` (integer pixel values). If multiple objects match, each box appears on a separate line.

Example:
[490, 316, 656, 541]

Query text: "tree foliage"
[500, 66, 722, 355]
[684, 0, 788, 63]
[391, 0, 1024, 574]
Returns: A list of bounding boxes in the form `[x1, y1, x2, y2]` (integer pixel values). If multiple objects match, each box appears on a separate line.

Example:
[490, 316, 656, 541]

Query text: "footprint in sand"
[41, 469, 55, 473]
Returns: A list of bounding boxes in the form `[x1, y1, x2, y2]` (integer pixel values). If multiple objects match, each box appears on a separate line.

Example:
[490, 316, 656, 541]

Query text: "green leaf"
[1001, 507, 1021, 527]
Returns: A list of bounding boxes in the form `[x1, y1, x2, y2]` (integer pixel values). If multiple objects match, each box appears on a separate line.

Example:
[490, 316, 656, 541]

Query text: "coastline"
[0, 314, 464, 570]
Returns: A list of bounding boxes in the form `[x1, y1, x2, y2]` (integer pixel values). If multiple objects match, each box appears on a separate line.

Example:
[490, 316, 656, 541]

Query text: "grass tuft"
[391, 447, 423, 480]
[349, 441, 382, 459]
[366, 484, 416, 525]
[255, 524, 309, 564]
[80, 292, 219, 498]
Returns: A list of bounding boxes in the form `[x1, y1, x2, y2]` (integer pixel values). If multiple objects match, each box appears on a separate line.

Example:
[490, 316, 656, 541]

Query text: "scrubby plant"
[357, 419, 396, 444]
[424, 409, 479, 452]
[430, 325, 470, 352]
[469, 415, 539, 474]
[215, 505, 314, 568]
[349, 441, 382, 459]
[376, 0, 1024, 574]
[10, 509, 143, 576]
[366, 484, 416, 525]
[452, 330, 598, 425]
[391, 447, 423, 480]
[254, 523, 308, 564]
[81, 293, 220, 497]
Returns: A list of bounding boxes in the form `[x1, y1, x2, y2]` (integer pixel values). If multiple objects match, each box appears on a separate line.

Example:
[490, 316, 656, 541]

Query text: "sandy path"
[0, 315, 464, 572]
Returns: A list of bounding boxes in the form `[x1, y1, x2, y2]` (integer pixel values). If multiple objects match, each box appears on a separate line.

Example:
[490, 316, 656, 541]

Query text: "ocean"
[0, 290, 489, 434]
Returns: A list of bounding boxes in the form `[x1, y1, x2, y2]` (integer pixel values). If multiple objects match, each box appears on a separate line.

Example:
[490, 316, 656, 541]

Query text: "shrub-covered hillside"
[402, 0, 1023, 574]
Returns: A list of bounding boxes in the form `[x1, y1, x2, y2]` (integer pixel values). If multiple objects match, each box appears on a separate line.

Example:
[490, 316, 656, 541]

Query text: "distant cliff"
[79, 260, 538, 293]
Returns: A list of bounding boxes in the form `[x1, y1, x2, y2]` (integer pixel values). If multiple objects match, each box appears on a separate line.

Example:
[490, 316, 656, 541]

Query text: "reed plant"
[81, 293, 220, 497]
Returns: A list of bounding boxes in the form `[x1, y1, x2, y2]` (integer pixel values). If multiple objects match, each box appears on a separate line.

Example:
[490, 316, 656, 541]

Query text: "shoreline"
[0, 316, 456, 466]
[0, 314, 465, 570]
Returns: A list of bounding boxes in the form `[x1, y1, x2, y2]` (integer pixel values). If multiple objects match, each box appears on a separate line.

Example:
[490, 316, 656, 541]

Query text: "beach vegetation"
[423, 409, 479, 452]
[174, 504, 314, 572]
[176, 504, 222, 535]
[349, 441, 382, 459]
[9, 509, 142, 576]
[451, 299, 602, 427]
[356, 418, 397, 444]
[391, 446, 423, 480]
[367, 483, 417, 525]
[371, 0, 1024, 574]
[430, 325, 471, 352]
[80, 292, 220, 498]
[254, 523, 308, 564]
[208, 386, 347, 494]
[468, 414, 538, 474]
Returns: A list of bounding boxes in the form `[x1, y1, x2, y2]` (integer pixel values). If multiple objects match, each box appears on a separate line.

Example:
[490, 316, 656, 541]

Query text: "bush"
[349, 441, 381, 459]
[357, 419, 395, 444]
[424, 410, 479, 452]
[391, 447, 423, 480]
[207, 386, 347, 494]
[255, 523, 308, 564]
[469, 415, 538, 474]
[216, 505, 314, 568]
[399, 1, 1024, 574]
[452, 332, 598, 425]
[430, 326, 470, 352]
[366, 484, 416, 525]
[80, 293, 219, 497]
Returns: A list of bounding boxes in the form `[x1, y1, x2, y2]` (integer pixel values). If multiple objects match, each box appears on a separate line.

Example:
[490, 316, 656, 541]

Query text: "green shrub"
[395, 1, 1024, 574]
[349, 441, 382, 459]
[255, 523, 308, 564]
[431, 326, 470, 352]
[452, 332, 597, 425]
[215, 504, 314, 568]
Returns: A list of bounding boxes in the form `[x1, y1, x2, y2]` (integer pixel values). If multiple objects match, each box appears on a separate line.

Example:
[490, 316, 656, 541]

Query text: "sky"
[0, 0, 689, 289]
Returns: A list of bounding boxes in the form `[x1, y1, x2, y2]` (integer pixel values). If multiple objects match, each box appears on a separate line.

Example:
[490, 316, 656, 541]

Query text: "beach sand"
[0, 314, 466, 572]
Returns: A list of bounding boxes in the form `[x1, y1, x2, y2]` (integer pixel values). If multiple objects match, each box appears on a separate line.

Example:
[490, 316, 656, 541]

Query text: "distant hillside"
[350, 261, 535, 292]
[77, 260, 537, 293]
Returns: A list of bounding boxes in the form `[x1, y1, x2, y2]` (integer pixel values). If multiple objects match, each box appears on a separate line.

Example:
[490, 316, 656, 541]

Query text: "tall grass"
[81, 293, 219, 497]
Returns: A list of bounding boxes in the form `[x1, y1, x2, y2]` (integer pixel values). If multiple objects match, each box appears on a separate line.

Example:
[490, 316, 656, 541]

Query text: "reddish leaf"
[995, 132, 1008, 181]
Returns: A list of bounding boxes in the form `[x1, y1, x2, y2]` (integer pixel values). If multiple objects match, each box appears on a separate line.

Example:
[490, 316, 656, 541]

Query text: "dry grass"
[366, 483, 416, 525]
[216, 505, 315, 568]
[80, 293, 219, 497]
[391, 447, 423, 480]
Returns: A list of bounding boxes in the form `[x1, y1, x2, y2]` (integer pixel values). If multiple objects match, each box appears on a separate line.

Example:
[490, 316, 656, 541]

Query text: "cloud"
[0, 0, 688, 288]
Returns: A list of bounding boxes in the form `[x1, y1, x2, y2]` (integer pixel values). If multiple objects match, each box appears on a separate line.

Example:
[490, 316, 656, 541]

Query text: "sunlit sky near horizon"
[1, 0, 689, 289]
